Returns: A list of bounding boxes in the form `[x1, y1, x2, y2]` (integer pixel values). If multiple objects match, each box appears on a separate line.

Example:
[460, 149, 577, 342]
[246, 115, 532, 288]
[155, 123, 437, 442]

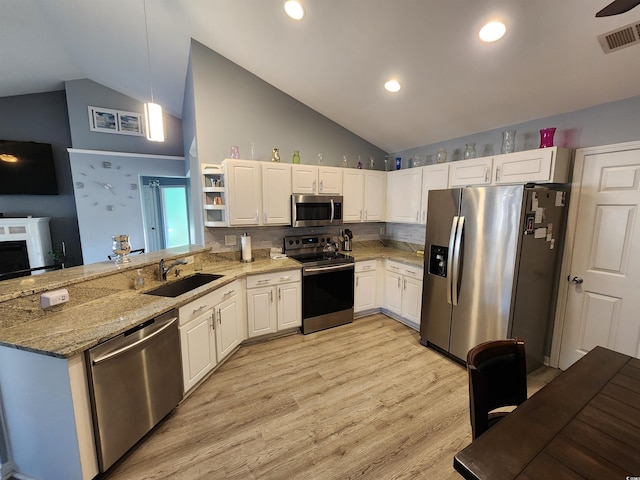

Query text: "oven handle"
[303, 263, 354, 275]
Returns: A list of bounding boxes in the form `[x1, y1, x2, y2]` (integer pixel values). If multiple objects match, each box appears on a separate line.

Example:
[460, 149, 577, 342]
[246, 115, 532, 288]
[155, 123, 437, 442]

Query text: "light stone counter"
[0, 242, 422, 358]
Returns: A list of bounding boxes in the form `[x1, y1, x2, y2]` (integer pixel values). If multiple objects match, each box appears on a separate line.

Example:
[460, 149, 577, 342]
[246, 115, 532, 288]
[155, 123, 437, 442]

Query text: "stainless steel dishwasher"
[86, 309, 183, 472]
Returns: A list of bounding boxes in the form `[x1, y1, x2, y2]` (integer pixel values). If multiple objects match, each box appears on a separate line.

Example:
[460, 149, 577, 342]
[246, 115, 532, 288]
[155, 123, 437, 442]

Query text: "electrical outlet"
[379, 226, 385, 236]
[225, 235, 237, 246]
[41, 289, 70, 308]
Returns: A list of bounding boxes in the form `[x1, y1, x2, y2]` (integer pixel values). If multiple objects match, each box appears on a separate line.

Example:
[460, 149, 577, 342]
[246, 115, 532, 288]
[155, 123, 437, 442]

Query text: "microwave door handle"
[292, 198, 297, 225]
[451, 216, 464, 306]
[447, 216, 458, 306]
[330, 198, 334, 223]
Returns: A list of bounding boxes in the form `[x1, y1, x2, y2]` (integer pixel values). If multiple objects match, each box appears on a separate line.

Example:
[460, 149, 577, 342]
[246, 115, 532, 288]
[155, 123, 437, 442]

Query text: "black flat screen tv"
[0, 140, 58, 195]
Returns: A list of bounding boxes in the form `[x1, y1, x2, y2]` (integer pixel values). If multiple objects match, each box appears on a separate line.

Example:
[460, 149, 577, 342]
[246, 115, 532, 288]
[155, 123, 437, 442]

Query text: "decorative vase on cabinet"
[463, 143, 477, 160]
[501, 130, 516, 154]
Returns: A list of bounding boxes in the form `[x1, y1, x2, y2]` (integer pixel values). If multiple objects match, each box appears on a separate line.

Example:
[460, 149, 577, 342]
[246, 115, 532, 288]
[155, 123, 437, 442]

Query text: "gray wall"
[65, 79, 185, 158]
[0, 91, 82, 266]
[186, 40, 388, 248]
[392, 95, 640, 166]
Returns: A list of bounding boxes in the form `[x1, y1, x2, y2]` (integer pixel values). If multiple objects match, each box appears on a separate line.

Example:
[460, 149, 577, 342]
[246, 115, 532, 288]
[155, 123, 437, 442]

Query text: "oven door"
[291, 195, 343, 227]
[302, 263, 354, 333]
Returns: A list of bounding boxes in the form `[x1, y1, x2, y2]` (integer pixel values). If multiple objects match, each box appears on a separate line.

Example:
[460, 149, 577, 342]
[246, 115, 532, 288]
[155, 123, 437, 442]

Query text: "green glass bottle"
[292, 150, 300, 164]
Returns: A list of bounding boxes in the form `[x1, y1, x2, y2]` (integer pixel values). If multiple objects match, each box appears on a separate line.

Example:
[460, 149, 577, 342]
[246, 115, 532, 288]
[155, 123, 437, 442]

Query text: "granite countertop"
[0, 243, 424, 359]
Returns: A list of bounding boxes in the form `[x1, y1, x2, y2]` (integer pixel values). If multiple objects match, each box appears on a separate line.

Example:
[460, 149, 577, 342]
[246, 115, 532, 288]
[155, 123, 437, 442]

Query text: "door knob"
[570, 276, 584, 284]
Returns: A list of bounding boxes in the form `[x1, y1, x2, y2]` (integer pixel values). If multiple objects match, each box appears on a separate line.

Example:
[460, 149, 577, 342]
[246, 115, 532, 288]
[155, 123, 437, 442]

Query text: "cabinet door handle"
[484, 167, 490, 183]
[264, 212, 267, 223]
[422, 210, 426, 222]
[496, 165, 501, 182]
[217, 309, 221, 324]
[403, 279, 407, 291]
[278, 287, 281, 301]
[210, 313, 215, 329]
[361, 209, 363, 221]
[312, 180, 316, 193]
[256, 210, 259, 222]
[416, 211, 419, 222]
[397, 277, 401, 288]
[356, 277, 359, 287]
[192, 304, 208, 315]
[320, 179, 324, 192]
[270, 290, 273, 303]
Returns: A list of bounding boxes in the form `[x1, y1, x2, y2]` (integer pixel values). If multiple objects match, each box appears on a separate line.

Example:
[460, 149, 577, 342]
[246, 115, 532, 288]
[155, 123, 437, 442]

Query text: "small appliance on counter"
[339, 229, 353, 251]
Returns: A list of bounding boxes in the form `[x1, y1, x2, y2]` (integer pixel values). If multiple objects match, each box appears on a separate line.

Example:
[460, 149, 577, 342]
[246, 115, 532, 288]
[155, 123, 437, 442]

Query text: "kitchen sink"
[144, 273, 224, 297]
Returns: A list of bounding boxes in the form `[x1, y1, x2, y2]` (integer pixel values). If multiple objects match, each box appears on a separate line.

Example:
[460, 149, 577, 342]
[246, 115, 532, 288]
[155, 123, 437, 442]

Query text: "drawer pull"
[192, 304, 208, 314]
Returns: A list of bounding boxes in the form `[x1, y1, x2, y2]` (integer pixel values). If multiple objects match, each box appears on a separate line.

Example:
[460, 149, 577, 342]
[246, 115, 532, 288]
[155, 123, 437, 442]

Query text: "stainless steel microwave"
[291, 194, 343, 227]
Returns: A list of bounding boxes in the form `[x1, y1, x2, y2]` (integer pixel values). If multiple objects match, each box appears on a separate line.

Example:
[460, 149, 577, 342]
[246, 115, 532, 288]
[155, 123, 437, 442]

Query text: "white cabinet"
[419, 163, 449, 224]
[448, 147, 571, 187]
[202, 164, 227, 227]
[262, 162, 291, 225]
[354, 260, 378, 313]
[386, 168, 423, 223]
[179, 280, 245, 392]
[384, 260, 424, 328]
[493, 146, 570, 184]
[448, 157, 493, 187]
[225, 159, 262, 226]
[292, 165, 343, 194]
[246, 269, 301, 337]
[343, 170, 385, 223]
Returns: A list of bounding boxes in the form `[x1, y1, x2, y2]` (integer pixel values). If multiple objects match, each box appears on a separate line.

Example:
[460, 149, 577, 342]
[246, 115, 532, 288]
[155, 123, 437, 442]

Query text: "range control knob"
[295, 240, 300, 244]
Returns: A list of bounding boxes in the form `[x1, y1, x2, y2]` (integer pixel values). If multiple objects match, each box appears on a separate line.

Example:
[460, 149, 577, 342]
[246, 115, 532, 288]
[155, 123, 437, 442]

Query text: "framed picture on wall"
[117, 110, 144, 136]
[88, 106, 118, 133]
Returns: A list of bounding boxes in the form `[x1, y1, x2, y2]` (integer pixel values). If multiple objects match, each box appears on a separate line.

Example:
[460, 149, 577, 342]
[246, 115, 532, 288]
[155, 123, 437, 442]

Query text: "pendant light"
[143, 0, 165, 142]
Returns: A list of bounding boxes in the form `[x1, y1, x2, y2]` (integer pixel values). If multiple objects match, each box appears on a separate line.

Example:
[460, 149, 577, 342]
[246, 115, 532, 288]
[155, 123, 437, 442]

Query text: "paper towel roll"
[241, 234, 253, 262]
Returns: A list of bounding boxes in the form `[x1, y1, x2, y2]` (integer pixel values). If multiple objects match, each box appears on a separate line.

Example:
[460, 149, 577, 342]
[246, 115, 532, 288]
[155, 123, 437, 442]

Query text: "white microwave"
[291, 194, 343, 228]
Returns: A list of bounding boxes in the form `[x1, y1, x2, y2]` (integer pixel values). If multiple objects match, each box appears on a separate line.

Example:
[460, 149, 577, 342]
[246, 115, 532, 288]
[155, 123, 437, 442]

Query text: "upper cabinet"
[292, 165, 343, 194]
[202, 164, 228, 227]
[386, 168, 423, 223]
[448, 147, 571, 187]
[225, 159, 262, 226]
[224, 159, 292, 226]
[261, 163, 291, 225]
[492, 147, 570, 184]
[419, 163, 449, 224]
[342, 170, 386, 223]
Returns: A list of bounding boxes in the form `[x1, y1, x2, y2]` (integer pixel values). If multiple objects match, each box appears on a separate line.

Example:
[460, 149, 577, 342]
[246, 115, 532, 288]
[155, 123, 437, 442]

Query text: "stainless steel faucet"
[159, 258, 188, 281]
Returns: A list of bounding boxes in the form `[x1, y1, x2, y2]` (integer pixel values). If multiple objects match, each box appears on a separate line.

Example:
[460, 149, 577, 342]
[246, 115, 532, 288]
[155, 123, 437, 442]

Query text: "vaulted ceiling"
[2, 0, 639, 152]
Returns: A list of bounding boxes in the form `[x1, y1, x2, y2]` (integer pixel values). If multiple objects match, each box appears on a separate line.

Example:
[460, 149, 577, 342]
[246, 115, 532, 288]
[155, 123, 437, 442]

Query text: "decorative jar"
[501, 130, 516, 154]
[539, 128, 556, 148]
[271, 148, 280, 162]
[463, 143, 477, 160]
[436, 148, 447, 164]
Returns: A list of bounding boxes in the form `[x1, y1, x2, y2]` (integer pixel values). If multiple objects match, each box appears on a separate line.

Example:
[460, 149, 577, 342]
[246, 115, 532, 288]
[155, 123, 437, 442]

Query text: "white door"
[384, 271, 402, 315]
[291, 165, 318, 194]
[558, 143, 640, 370]
[277, 283, 301, 330]
[401, 276, 423, 326]
[354, 270, 376, 313]
[386, 169, 423, 223]
[448, 157, 493, 187]
[247, 286, 277, 337]
[262, 163, 291, 225]
[226, 160, 261, 225]
[343, 170, 364, 222]
[420, 164, 449, 224]
[179, 310, 216, 393]
[215, 295, 241, 362]
[318, 166, 343, 194]
[363, 171, 386, 221]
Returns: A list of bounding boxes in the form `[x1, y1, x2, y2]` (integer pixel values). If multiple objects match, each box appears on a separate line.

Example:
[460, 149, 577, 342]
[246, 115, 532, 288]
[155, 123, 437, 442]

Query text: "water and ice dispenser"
[428, 245, 448, 277]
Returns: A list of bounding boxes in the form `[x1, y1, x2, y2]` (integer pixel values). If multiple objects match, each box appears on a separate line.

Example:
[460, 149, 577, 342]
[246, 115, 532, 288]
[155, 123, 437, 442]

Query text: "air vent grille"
[598, 20, 640, 53]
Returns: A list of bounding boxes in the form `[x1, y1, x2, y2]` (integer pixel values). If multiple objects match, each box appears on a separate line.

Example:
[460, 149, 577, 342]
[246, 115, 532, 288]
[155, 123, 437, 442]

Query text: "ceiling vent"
[598, 20, 640, 53]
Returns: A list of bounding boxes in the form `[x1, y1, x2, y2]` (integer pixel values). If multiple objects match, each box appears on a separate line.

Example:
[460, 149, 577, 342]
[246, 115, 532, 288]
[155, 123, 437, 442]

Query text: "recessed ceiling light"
[284, 1, 305, 20]
[384, 79, 401, 93]
[479, 21, 506, 42]
[0, 154, 18, 163]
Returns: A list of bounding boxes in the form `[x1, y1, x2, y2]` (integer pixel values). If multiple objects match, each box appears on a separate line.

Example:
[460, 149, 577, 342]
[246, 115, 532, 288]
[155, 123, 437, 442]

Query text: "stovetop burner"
[284, 234, 354, 268]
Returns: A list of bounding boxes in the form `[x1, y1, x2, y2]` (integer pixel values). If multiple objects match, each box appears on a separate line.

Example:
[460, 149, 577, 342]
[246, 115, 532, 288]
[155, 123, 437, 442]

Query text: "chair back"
[467, 338, 527, 439]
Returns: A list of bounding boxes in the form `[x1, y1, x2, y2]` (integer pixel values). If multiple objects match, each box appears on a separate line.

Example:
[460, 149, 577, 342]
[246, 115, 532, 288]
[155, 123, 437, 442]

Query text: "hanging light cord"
[143, 0, 154, 103]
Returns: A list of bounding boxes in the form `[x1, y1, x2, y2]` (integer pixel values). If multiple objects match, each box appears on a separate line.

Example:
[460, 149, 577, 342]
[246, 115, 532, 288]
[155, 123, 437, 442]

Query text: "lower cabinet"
[354, 260, 378, 314]
[246, 269, 302, 337]
[179, 279, 244, 393]
[384, 260, 423, 327]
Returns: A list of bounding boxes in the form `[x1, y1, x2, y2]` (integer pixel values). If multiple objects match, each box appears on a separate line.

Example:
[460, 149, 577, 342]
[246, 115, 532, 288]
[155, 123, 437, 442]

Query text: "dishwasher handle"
[92, 315, 177, 365]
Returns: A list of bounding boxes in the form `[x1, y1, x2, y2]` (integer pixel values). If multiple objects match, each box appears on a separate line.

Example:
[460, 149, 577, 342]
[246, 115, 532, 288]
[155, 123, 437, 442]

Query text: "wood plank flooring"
[102, 314, 559, 480]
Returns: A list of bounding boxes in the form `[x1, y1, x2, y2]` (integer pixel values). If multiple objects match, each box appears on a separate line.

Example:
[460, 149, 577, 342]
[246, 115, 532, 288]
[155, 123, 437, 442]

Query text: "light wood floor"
[102, 314, 559, 480]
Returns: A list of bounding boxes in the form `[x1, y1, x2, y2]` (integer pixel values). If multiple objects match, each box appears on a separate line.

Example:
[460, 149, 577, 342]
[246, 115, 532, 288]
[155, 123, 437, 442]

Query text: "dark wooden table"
[454, 346, 640, 479]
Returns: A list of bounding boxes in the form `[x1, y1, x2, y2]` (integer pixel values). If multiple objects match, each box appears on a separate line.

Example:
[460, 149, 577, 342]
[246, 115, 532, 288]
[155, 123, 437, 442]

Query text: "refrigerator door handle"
[451, 216, 464, 306]
[447, 216, 459, 305]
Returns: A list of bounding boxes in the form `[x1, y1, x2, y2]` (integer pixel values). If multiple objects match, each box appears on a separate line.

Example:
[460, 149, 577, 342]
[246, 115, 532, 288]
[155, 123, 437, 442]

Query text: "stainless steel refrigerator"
[420, 185, 568, 371]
